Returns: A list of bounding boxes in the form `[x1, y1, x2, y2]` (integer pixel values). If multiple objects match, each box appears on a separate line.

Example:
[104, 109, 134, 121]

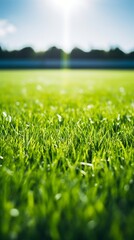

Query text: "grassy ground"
[0, 70, 134, 240]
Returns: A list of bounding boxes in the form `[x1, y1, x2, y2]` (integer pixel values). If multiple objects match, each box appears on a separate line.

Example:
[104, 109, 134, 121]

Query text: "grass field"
[0, 70, 134, 240]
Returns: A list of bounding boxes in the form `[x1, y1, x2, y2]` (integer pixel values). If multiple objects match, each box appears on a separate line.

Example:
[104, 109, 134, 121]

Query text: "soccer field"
[0, 70, 134, 240]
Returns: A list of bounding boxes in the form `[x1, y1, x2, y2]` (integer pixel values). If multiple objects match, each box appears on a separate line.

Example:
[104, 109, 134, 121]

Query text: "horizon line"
[0, 45, 134, 54]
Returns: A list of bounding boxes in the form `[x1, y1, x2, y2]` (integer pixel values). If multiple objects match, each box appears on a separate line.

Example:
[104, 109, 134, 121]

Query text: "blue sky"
[0, 0, 134, 52]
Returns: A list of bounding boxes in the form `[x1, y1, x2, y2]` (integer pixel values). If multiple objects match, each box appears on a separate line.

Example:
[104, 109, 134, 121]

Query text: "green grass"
[0, 70, 134, 240]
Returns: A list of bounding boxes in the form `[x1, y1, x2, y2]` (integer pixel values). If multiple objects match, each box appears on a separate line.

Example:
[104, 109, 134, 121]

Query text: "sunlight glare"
[52, 0, 83, 14]
[47, 0, 87, 51]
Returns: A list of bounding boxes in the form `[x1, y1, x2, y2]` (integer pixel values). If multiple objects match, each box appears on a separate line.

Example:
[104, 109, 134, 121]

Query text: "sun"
[52, 0, 82, 14]
[48, 0, 87, 51]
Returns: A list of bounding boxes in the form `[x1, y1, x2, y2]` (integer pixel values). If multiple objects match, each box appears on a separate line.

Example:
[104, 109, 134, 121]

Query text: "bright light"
[47, 0, 87, 52]
[52, 0, 83, 14]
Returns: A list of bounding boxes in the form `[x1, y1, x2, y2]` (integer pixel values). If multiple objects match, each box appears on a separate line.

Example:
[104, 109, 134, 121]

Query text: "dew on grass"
[51, 106, 57, 111]
[2, 111, 7, 118]
[55, 193, 62, 201]
[2, 111, 12, 123]
[7, 115, 12, 122]
[89, 118, 94, 124]
[0, 70, 134, 239]
[80, 162, 93, 167]
[126, 115, 131, 122]
[57, 114, 62, 122]
[47, 164, 51, 172]
[87, 104, 94, 110]
[101, 118, 107, 122]
[80, 169, 87, 176]
[0, 156, 3, 160]
[120, 165, 124, 170]
[119, 87, 126, 94]
[35, 99, 43, 108]
[5, 168, 13, 176]
[10, 208, 19, 217]
[107, 100, 112, 105]
[117, 114, 120, 121]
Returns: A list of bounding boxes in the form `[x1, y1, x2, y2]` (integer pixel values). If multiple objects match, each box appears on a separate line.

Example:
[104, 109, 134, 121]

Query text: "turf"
[0, 70, 134, 240]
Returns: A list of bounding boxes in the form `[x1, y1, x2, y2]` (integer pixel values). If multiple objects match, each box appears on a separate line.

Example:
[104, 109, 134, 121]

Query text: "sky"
[0, 0, 134, 52]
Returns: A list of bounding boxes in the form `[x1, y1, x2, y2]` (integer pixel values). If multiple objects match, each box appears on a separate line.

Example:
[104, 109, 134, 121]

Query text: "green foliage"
[0, 70, 134, 240]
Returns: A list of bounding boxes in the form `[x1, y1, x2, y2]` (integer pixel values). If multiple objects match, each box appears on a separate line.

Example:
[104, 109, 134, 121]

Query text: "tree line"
[0, 46, 134, 60]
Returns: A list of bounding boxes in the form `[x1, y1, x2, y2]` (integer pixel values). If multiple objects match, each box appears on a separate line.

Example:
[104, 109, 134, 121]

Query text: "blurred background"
[0, 0, 134, 69]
